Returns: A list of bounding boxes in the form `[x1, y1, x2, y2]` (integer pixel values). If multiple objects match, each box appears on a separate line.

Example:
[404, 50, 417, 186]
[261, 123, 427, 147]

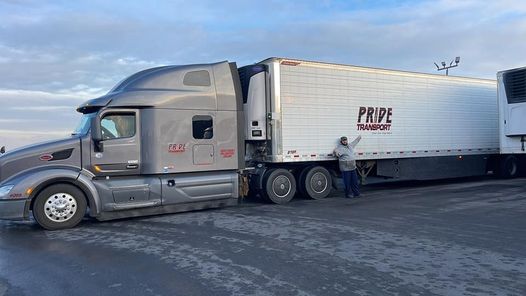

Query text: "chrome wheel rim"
[310, 172, 328, 194]
[272, 175, 292, 198]
[44, 193, 77, 222]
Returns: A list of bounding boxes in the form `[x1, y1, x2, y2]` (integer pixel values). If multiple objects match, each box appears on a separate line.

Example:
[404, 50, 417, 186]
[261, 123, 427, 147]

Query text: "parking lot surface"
[1, 177, 526, 296]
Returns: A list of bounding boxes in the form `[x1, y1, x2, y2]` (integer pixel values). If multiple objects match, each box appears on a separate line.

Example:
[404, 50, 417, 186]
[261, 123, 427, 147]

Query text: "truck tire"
[499, 155, 519, 178]
[299, 166, 332, 200]
[263, 168, 296, 204]
[33, 184, 87, 230]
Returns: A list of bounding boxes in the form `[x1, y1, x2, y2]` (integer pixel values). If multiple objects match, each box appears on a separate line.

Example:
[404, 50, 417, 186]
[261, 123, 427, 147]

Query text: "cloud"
[0, 88, 90, 102]
[2, 0, 523, 93]
[0, 88, 86, 148]
[0, 0, 525, 149]
[0, 129, 71, 151]
[0, 129, 69, 136]
[9, 106, 72, 111]
[0, 118, 46, 123]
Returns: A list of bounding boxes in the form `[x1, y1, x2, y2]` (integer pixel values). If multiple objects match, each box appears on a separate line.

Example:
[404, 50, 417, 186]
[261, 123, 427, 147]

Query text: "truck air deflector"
[77, 94, 113, 113]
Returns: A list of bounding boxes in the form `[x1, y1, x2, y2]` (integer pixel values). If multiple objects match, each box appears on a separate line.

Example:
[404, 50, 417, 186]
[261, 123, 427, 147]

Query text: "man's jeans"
[342, 169, 360, 197]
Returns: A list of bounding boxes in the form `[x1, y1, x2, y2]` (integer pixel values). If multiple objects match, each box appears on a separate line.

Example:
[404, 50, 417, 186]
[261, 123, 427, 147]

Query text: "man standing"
[334, 135, 362, 198]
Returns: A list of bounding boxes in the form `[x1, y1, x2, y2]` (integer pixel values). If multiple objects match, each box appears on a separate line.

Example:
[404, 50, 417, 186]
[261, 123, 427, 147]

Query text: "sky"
[1, 0, 525, 149]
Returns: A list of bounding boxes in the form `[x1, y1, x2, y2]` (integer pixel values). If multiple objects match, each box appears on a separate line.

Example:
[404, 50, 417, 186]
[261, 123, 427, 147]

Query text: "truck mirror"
[91, 115, 104, 152]
[0, 146, 5, 154]
[93, 139, 104, 153]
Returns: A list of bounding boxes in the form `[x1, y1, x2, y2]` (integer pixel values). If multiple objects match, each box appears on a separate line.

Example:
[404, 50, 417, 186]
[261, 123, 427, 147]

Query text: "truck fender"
[6, 167, 99, 218]
[75, 170, 101, 217]
[250, 166, 268, 191]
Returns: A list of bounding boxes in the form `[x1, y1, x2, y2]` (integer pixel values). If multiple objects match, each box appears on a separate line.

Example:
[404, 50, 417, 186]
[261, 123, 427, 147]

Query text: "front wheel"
[33, 184, 87, 230]
[263, 168, 296, 204]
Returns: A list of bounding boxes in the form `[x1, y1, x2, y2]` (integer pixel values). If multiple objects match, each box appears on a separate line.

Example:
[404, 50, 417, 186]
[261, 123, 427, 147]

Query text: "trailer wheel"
[33, 184, 87, 230]
[299, 166, 332, 200]
[499, 155, 519, 178]
[263, 168, 296, 204]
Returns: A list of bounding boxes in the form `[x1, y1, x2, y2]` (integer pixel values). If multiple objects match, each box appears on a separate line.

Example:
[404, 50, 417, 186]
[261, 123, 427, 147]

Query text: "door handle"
[126, 164, 139, 169]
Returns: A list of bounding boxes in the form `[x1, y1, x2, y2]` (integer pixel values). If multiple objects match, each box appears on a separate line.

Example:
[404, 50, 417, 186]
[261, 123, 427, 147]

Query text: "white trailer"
[497, 66, 526, 177]
[241, 58, 499, 203]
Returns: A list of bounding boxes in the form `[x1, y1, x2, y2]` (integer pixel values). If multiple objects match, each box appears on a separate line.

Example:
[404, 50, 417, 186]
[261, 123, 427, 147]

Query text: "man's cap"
[340, 136, 348, 141]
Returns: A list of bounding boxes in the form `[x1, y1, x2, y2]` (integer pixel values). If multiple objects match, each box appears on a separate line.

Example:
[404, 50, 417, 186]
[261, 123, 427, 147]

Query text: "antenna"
[434, 56, 461, 76]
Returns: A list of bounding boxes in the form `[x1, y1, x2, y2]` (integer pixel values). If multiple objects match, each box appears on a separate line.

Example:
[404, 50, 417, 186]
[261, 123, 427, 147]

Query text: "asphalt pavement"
[1, 177, 526, 296]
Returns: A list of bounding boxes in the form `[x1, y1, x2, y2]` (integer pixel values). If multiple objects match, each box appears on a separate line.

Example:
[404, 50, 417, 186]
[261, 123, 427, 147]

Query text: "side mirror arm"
[91, 115, 104, 152]
[94, 140, 104, 153]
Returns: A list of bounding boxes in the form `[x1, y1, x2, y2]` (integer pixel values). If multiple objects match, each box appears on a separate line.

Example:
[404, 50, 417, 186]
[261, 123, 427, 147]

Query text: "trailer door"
[91, 109, 141, 176]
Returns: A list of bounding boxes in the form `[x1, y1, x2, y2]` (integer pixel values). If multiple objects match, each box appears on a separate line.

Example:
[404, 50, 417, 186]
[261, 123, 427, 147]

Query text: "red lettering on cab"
[168, 144, 186, 153]
[220, 149, 235, 158]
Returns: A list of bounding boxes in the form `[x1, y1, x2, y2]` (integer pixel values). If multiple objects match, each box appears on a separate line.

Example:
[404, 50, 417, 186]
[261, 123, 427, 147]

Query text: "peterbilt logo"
[357, 107, 393, 131]
[39, 154, 53, 161]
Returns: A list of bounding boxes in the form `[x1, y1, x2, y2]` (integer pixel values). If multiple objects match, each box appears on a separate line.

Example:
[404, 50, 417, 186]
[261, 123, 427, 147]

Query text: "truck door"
[91, 109, 141, 176]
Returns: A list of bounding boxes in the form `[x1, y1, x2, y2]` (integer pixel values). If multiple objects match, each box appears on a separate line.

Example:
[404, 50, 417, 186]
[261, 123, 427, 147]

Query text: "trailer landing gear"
[357, 161, 376, 184]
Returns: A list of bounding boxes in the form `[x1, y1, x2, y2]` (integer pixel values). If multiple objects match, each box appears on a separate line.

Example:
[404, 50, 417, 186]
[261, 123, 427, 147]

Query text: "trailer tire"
[297, 167, 309, 198]
[299, 166, 332, 200]
[263, 168, 296, 204]
[33, 184, 87, 230]
[499, 155, 519, 178]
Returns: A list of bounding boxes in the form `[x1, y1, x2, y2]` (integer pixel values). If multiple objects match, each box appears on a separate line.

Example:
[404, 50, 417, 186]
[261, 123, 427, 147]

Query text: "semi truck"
[0, 58, 518, 230]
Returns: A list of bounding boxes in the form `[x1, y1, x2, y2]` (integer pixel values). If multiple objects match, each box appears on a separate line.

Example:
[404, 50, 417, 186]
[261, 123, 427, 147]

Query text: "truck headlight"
[0, 185, 14, 198]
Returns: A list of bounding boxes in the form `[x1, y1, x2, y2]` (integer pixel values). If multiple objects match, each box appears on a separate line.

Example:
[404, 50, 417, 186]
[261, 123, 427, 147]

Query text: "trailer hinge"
[521, 136, 525, 152]
[267, 112, 280, 120]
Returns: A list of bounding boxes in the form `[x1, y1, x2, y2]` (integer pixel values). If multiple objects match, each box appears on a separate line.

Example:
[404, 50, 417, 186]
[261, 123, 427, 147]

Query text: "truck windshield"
[72, 113, 96, 135]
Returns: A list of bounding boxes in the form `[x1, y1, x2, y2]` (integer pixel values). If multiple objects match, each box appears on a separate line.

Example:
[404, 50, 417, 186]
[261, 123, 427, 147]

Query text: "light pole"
[434, 56, 460, 76]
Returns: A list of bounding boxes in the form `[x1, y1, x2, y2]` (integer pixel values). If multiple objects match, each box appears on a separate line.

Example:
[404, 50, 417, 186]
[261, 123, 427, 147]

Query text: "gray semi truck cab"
[0, 61, 246, 230]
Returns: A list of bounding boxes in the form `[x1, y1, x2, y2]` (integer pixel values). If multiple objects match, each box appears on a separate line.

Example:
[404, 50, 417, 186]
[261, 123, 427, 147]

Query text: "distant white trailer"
[497, 66, 526, 177]
[242, 58, 499, 185]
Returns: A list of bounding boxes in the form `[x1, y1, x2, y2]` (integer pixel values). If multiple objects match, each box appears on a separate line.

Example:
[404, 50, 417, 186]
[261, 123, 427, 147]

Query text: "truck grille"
[504, 68, 526, 104]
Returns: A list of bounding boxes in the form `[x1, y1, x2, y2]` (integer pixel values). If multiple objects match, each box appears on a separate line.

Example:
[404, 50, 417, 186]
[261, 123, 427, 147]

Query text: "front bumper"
[0, 199, 30, 220]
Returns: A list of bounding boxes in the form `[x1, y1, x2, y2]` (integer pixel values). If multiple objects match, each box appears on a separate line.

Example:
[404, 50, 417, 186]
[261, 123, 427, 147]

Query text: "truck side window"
[192, 115, 213, 139]
[101, 114, 136, 140]
[183, 70, 211, 87]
